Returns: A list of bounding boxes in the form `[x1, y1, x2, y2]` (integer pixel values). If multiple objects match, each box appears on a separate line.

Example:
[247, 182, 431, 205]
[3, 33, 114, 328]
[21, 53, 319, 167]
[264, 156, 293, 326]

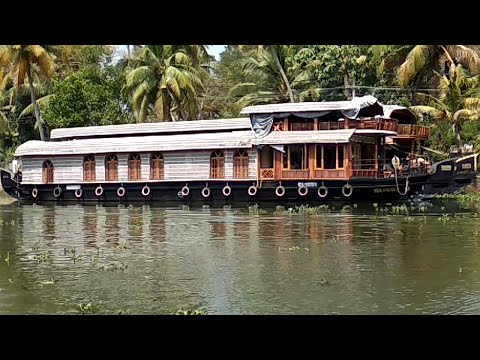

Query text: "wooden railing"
[352, 169, 378, 177]
[317, 118, 398, 131]
[260, 168, 274, 179]
[348, 118, 398, 131]
[396, 124, 430, 138]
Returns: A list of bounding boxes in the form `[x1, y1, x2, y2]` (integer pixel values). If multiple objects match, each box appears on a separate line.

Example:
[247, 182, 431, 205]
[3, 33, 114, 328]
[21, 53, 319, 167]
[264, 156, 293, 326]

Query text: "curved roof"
[16, 131, 252, 157]
[241, 95, 379, 117]
[382, 105, 417, 124]
[50, 118, 252, 140]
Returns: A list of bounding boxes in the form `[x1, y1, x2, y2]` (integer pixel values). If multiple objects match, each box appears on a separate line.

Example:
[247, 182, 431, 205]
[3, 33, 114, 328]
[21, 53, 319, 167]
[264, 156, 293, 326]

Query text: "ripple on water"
[1, 204, 480, 314]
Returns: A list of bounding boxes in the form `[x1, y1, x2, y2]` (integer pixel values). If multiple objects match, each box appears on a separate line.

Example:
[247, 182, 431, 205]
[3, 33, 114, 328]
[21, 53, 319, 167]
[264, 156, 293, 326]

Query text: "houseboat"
[0, 95, 470, 204]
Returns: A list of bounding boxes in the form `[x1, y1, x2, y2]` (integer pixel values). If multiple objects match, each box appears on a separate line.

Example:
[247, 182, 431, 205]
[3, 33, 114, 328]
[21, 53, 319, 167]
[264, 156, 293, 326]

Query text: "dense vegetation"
[1, 44, 480, 166]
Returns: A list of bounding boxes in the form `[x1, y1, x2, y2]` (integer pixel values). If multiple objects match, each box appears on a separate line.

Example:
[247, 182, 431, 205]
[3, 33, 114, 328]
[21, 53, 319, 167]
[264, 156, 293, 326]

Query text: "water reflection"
[1, 203, 480, 314]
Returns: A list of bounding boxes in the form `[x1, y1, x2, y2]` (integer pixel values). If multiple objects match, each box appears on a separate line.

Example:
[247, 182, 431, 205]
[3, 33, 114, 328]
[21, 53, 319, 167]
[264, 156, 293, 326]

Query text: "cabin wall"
[21, 156, 84, 184]
[164, 152, 211, 180]
[96, 155, 106, 181]
[118, 154, 128, 181]
[247, 149, 257, 178]
[19, 148, 258, 184]
[141, 154, 150, 180]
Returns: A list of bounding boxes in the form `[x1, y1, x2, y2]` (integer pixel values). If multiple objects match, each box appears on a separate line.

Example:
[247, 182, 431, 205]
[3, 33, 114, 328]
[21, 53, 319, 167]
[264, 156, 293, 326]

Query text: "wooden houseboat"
[0, 95, 468, 204]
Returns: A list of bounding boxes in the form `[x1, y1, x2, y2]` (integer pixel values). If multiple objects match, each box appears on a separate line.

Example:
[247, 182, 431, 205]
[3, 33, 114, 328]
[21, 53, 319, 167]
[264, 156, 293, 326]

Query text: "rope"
[394, 168, 410, 196]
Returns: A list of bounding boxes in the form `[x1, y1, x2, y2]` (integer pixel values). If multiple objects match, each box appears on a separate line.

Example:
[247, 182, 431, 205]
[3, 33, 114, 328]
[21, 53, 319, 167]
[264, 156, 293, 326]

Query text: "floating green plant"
[318, 278, 330, 286]
[96, 261, 128, 271]
[438, 213, 451, 223]
[172, 309, 207, 315]
[115, 242, 128, 251]
[76, 302, 100, 315]
[248, 204, 267, 215]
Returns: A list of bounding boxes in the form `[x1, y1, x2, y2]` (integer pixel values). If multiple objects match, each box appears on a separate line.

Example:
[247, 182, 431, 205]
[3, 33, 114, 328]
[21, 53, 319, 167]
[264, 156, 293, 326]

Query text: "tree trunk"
[454, 121, 463, 148]
[410, 73, 422, 104]
[27, 66, 46, 141]
[271, 49, 294, 103]
[343, 73, 349, 99]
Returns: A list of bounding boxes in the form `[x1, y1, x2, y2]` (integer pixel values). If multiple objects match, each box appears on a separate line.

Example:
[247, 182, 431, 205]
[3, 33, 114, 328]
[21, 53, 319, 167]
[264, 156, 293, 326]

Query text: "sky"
[114, 45, 227, 60]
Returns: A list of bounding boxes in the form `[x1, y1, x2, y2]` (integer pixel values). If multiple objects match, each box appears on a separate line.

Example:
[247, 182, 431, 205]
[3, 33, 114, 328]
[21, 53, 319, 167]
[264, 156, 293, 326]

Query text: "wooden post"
[309, 144, 315, 179]
[345, 143, 351, 178]
[257, 148, 261, 181]
[314, 118, 318, 131]
[374, 138, 378, 178]
[344, 116, 350, 129]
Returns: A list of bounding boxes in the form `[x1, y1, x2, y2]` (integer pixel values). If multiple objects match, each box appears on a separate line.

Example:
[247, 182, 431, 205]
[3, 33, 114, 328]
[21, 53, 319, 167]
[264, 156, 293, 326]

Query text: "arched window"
[128, 153, 141, 181]
[105, 154, 118, 181]
[42, 160, 54, 184]
[233, 149, 249, 178]
[150, 153, 164, 180]
[210, 150, 225, 179]
[83, 155, 96, 182]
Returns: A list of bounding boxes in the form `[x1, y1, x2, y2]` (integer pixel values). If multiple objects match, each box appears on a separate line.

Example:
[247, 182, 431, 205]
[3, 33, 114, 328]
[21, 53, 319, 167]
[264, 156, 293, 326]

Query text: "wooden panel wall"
[20, 148, 259, 184]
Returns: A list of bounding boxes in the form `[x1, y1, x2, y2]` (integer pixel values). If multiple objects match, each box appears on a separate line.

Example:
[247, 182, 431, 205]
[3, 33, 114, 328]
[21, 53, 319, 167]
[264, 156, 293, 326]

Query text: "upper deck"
[241, 95, 430, 141]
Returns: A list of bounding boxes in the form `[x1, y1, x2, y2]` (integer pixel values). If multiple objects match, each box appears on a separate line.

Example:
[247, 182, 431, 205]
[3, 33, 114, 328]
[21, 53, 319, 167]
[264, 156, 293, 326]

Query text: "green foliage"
[289, 45, 377, 100]
[43, 65, 133, 129]
[78, 45, 114, 68]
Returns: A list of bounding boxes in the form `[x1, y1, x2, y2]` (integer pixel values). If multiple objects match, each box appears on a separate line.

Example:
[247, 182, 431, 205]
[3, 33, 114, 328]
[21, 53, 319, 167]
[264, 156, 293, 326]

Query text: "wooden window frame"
[233, 149, 249, 178]
[83, 155, 96, 182]
[42, 160, 54, 184]
[315, 144, 346, 170]
[128, 153, 142, 181]
[105, 154, 119, 182]
[210, 150, 225, 179]
[150, 153, 164, 180]
[282, 145, 309, 170]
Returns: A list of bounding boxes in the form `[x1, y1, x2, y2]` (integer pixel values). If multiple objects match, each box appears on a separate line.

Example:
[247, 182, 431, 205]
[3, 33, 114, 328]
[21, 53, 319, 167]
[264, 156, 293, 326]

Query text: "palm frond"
[410, 105, 444, 119]
[235, 91, 281, 108]
[228, 82, 259, 97]
[453, 108, 477, 122]
[0, 46, 13, 70]
[125, 66, 155, 89]
[0, 110, 8, 134]
[26, 45, 56, 78]
[18, 94, 55, 118]
[463, 97, 480, 109]
[447, 45, 480, 74]
[396, 45, 432, 87]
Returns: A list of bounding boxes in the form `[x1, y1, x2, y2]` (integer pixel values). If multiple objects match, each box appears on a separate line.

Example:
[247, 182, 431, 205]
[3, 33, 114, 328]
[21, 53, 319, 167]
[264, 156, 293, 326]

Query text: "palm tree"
[0, 45, 57, 141]
[374, 45, 480, 88]
[229, 45, 321, 107]
[410, 64, 480, 146]
[124, 45, 204, 122]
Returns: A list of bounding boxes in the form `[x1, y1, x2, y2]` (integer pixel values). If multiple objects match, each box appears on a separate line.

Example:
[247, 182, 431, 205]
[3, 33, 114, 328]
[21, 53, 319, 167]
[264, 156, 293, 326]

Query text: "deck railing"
[397, 124, 430, 138]
[260, 168, 275, 179]
[353, 157, 431, 178]
[347, 118, 398, 131]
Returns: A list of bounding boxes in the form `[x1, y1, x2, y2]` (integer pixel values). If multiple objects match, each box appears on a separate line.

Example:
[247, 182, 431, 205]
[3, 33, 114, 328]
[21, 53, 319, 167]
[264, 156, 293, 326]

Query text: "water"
[1, 202, 480, 315]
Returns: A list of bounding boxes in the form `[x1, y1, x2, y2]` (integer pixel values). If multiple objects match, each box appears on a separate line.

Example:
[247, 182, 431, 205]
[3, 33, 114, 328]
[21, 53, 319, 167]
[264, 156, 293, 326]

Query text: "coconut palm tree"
[373, 45, 480, 88]
[410, 63, 480, 146]
[0, 45, 58, 141]
[229, 45, 322, 107]
[124, 45, 204, 122]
